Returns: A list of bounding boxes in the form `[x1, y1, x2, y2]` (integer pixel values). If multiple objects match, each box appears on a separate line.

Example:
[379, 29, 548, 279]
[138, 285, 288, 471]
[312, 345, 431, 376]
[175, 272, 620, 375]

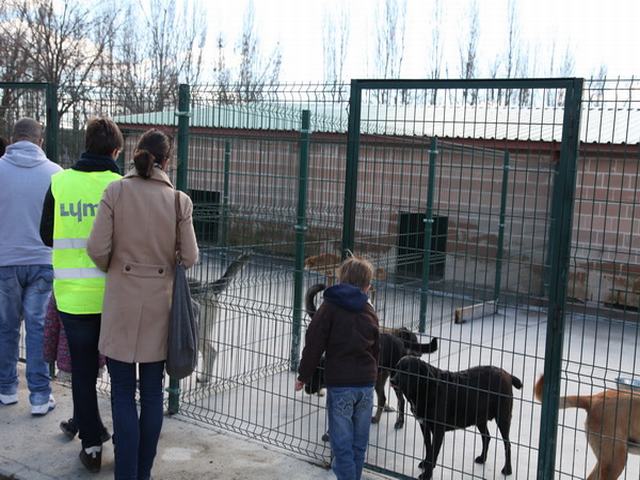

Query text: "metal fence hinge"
[165, 385, 181, 395]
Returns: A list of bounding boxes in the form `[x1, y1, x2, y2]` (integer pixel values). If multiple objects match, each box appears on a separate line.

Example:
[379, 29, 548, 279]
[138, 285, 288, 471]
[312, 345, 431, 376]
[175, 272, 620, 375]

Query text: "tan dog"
[304, 252, 386, 303]
[535, 375, 640, 480]
[304, 252, 342, 285]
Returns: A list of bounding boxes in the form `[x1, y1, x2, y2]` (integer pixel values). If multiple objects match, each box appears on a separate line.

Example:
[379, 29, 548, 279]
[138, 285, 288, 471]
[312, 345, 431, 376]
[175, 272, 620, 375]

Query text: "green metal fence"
[557, 78, 640, 480]
[0, 82, 57, 164]
[340, 79, 584, 480]
[7, 77, 640, 479]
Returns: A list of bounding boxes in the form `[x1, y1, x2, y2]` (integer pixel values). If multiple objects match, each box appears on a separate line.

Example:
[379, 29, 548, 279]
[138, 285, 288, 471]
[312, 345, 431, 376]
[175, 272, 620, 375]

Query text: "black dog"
[303, 284, 438, 431]
[390, 356, 522, 480]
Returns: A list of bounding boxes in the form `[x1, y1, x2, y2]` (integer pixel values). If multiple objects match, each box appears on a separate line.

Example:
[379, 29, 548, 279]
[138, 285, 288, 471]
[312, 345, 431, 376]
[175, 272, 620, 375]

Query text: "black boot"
[99, 427, 111, 444]
[59, 418, 78, 439]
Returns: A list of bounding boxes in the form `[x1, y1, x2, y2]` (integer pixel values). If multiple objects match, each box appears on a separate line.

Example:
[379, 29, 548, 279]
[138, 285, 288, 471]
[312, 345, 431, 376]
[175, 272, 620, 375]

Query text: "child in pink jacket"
[43, 295, 109, 441]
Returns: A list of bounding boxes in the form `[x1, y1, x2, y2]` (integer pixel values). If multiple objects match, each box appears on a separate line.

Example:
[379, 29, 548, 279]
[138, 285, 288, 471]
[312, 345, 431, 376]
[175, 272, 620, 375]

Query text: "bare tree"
[458, 0, 479, 104]
[0, 3, 31, 82]
[0, 2, 32, 130]
[113, 0, 207, 112]
[544, 38, 557, 106]
[488, 55, 502, 104]
[589, 64, 608, 107]
[428, 0, 443, 81]
[516, 44, 531, 106]
[213, 34, 232, 103]
[322, 2, 350, 94]
[1, 0, 119, 117]
[374, 0, 407, 103]
[556, 44, 576, 105]
[236, 0, 282, 102]
[559, 45, 575, 76]
[503, 0, 520, 105]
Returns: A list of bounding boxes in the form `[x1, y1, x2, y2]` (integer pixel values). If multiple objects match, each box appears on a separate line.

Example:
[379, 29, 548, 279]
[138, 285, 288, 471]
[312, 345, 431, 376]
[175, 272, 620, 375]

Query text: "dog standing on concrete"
[535, 375, 640, 480]
[195, 252, 251, 383]
[390, 356, 522, 479]
[304, 284, 438, 430]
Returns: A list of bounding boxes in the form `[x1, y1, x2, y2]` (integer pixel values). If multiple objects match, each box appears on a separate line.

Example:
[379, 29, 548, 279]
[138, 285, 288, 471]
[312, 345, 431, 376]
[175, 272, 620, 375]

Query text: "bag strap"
[175, 190, 182, 263]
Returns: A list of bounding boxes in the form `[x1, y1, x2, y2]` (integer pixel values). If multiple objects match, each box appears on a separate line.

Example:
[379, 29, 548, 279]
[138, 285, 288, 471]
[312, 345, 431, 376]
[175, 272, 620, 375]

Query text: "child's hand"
[295, 379, 304, 391]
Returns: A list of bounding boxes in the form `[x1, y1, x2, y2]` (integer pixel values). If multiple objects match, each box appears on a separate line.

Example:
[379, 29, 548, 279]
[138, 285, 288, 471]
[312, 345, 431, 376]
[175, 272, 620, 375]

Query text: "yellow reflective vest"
[51, 169, 121, 314]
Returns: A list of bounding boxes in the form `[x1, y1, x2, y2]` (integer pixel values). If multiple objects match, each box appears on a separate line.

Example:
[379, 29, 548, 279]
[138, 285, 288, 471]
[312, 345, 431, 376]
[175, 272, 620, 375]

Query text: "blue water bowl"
[616, 377, 640, 389]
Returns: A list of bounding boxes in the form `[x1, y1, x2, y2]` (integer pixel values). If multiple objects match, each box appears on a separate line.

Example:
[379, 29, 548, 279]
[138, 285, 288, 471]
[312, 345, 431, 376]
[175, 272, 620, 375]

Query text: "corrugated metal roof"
[114, 102, 347, 134]
[114, 103, 640, 145]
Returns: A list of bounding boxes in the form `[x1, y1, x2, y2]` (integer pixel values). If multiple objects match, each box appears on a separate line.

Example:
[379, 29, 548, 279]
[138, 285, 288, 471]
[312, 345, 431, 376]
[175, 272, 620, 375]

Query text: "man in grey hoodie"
[0, 118, 62, 415]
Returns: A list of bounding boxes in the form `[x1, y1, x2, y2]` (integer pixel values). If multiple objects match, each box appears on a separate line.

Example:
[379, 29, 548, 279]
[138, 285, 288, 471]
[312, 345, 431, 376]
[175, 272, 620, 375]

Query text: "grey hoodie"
[0, 141, 62, 266]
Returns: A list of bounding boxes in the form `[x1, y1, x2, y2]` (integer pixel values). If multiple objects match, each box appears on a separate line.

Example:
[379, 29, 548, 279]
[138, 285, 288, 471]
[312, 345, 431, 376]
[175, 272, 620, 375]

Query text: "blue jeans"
[108, 358, 165, 480]
[327, 385, 374, 480]
[59, 312, 106, 448]
[0, 265, 53, 406]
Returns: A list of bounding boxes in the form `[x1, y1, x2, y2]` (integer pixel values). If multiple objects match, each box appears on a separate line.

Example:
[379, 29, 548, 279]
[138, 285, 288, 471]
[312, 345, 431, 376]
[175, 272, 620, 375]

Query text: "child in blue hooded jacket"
[296, 256, 380, 480]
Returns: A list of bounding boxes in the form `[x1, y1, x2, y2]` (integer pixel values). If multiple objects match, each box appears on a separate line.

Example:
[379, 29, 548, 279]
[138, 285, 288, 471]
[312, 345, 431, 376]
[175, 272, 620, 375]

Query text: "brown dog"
[535, 375, 640, 480]
[304, 252, 386, 303]
[304, 253, 342, 285]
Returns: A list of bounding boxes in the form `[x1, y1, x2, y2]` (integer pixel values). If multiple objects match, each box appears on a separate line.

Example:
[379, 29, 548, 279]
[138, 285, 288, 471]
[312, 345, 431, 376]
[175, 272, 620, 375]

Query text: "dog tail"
[407, 337, 438, 355]
[305, 283, 326, 318]
[534, 375, 590, 410]
[511, 375, 523, 390]
[209, 252, 252, 296]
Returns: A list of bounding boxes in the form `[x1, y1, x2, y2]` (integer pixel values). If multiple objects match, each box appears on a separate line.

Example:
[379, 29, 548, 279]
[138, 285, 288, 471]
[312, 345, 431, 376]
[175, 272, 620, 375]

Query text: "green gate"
[0, 82, 58, 163]
[342, 79, 583, 479]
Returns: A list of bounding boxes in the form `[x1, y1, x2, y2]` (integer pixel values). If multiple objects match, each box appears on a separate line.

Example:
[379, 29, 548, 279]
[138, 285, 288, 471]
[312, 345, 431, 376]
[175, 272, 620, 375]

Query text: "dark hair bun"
[133, 149, 156, 178]
[133, 129, 172, 179]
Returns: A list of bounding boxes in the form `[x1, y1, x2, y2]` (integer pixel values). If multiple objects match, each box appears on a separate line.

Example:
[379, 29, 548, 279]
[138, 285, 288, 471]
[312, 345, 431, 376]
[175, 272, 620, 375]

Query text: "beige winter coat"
[87, 167, 198, 363]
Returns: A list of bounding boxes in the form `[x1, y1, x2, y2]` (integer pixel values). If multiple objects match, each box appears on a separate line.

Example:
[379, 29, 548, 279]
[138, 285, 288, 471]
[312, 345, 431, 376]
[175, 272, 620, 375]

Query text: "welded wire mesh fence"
[5, 77, 639, 479]
[557, 78, 640, 480]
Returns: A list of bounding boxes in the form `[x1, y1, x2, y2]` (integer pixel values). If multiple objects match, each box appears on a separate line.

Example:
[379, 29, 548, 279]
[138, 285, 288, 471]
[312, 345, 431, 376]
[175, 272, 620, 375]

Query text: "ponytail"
[133, 149, 156, 178]
[132, 129, 172, 179]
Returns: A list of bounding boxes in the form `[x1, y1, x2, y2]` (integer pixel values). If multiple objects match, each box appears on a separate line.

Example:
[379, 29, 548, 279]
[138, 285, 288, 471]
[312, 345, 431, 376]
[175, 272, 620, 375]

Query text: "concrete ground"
[0, 364, 384, 480]
[7, 251, 639, 479]
[177, 253, 640, 479]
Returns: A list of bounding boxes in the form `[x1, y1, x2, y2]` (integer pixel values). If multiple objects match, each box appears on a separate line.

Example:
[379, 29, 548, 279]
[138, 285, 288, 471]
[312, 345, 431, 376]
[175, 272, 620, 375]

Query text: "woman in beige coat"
[87, 129, 198, 480]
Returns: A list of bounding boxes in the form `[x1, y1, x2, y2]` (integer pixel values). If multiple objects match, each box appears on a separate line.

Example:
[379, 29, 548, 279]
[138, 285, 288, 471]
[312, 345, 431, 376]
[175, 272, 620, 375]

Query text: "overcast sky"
[205, 0, 640, 81]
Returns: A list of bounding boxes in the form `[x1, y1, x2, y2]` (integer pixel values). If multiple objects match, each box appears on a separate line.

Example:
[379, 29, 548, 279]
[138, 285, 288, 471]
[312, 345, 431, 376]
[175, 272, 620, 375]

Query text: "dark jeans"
[59, 312, 106, 449]
[108, 358, 165, 480]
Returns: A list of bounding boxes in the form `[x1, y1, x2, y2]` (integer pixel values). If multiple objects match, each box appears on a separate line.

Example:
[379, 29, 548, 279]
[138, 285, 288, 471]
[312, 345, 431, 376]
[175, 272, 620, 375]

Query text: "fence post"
[494, 151, 510, 303]
[45, 83, 58, 164]
[341, 80, 361, 258]
[220, 139, 231, 251]
[544, 156, 561, 296]
[167, 83, 190, 415]
[418, 137, 438, 333]
[176, 83, 190, 192]
[536, 78, 583, 480]
[290, 110, 311, 372]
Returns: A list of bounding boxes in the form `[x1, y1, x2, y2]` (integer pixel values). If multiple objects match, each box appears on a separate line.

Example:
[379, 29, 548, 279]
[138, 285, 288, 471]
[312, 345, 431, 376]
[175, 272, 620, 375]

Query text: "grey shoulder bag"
[166, 191, 200, 379]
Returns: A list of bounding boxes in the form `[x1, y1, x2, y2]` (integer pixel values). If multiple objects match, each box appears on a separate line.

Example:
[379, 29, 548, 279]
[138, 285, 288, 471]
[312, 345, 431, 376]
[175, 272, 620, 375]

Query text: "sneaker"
[79, 446, 102, 473]
[60, 418, 78, 439]
[31, 394, 56, 416]
[0, 392, 18, 405]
